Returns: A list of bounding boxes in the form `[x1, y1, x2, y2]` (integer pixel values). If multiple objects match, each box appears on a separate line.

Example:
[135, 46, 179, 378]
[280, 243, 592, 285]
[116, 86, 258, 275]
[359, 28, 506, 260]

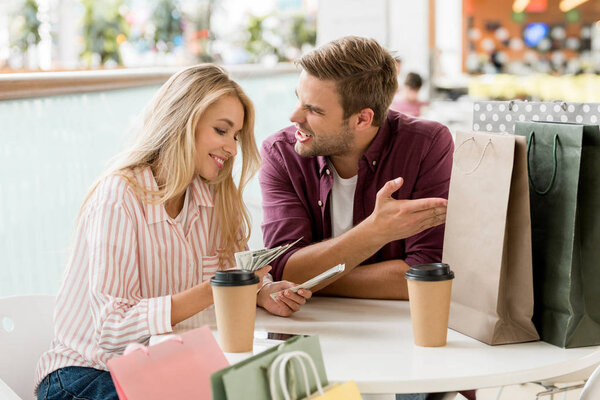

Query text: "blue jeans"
[37, 366, 118, 400]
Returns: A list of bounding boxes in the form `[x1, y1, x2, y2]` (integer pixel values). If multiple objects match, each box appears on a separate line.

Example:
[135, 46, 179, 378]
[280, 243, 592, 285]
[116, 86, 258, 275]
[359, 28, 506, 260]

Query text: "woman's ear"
[354, 108, 375, 131]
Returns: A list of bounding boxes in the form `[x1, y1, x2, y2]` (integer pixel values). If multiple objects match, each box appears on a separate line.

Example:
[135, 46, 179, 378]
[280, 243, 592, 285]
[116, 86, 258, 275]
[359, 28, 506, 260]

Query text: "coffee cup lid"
[210, 270, 260, 287]
[405, 263, 454, 282]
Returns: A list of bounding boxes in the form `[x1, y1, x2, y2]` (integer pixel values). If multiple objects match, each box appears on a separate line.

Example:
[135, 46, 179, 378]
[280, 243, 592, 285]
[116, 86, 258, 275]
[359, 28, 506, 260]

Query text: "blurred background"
[0, 0, 318, 69]
[1, 0, 600, 297]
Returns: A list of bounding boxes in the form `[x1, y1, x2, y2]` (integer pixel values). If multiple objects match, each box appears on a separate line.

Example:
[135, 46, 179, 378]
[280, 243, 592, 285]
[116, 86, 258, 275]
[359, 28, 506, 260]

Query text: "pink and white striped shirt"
[35, 166, 232, 388]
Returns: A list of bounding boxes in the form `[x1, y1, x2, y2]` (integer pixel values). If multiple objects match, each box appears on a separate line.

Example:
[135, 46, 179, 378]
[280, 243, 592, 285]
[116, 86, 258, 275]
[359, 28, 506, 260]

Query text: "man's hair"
[296, 36, 398, 126]
[404, 72, 423, 90]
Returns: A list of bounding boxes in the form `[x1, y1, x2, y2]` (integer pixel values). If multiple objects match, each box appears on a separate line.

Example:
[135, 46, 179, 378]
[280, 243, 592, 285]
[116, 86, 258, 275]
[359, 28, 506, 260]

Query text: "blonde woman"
[34, 64, 311, 400]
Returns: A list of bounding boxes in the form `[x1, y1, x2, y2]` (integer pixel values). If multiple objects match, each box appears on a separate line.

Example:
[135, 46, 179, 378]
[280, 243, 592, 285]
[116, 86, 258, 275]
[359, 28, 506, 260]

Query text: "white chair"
[580, 363, 600, 400]
[0, 295, 56, 400]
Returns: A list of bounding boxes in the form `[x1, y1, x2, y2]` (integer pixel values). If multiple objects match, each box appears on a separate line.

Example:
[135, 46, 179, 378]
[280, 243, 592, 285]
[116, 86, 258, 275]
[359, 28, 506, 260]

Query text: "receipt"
[269, 264, 346, 300]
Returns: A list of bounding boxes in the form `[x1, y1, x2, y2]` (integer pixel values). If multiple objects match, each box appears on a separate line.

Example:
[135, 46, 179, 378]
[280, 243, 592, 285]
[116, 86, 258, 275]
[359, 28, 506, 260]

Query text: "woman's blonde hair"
[80, 64, 260, 265]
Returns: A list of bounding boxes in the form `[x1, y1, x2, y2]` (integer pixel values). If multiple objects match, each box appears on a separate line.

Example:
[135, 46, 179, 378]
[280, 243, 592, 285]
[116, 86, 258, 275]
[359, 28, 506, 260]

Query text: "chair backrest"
[580, 363, 600, 400]
[0, 295, 56, 400]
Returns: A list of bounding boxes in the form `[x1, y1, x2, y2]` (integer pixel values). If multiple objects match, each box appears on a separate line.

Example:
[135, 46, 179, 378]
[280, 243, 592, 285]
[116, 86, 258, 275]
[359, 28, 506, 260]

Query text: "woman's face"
[195, 94, 244, 181]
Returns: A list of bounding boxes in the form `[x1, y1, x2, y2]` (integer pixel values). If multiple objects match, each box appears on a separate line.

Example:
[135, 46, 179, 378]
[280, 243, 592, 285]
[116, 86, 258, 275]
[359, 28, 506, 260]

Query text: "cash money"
[234, 237, 303, 271]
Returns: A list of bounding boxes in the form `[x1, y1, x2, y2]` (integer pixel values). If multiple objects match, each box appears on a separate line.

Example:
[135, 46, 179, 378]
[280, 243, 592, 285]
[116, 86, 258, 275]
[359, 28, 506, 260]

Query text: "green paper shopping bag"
[515, 121, 600, 348]
[211, 335, 327, 400]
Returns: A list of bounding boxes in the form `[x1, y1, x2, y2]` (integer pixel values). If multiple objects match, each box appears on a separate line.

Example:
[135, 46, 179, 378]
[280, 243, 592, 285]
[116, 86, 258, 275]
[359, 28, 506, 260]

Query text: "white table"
[164, 297, 600, 394]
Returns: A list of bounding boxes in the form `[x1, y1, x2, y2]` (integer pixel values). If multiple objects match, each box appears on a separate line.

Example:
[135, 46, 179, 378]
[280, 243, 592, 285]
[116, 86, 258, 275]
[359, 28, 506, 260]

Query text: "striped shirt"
[35, 166, 232, 388]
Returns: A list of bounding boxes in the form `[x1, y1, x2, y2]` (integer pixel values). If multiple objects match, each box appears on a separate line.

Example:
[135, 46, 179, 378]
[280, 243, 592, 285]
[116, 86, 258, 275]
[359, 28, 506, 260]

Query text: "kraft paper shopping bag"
[443, 131, 539, 345]
[515, 121, 600, 348]
[211, 335, 327, 400]
[108, 326, 229, 400]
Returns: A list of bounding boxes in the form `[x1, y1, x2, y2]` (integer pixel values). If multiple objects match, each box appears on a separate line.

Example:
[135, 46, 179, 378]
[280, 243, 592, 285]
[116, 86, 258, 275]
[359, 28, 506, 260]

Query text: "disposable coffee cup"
[210, 270, 259, 353]
[405, 263, 455, 347]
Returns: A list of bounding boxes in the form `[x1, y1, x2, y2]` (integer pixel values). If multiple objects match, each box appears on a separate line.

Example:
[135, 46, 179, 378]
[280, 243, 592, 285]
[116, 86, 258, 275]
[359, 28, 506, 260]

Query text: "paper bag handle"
[453, 137, 493, 175]
[526, 131, 559, 195]
[269, 350, 325, 400]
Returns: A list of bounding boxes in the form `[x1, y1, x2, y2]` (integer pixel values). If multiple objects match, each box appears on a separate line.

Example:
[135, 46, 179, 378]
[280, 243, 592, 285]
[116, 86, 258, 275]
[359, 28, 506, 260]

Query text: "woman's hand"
[257, 281, 312, 317]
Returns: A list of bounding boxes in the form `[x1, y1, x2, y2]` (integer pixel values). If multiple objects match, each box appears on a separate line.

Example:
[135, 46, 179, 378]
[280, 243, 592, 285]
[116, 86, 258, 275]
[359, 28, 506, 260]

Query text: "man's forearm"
[281, 218, 386, 284]
[317, 259, 410, 299]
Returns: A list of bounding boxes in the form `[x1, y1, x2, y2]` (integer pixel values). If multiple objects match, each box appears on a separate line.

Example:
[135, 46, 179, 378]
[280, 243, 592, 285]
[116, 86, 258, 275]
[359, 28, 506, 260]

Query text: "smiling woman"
[194, 95, 244, 183]
[32, 64, 312, 400]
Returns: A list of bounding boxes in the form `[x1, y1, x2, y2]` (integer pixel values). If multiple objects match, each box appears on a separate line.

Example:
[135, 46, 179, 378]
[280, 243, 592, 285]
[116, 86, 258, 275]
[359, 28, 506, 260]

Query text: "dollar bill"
[234, 237, 303, 271]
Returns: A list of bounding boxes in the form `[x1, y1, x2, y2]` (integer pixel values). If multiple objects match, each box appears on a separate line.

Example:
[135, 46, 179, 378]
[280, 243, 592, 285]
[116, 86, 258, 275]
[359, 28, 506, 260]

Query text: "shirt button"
[325, 169, 331, 175]
[318, 200, 323, 207]
[372, 160, 377, 166]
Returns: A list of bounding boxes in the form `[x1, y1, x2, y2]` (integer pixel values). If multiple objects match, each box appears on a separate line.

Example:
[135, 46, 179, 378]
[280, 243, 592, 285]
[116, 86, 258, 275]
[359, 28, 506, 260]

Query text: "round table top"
[167, 296, 600, 394]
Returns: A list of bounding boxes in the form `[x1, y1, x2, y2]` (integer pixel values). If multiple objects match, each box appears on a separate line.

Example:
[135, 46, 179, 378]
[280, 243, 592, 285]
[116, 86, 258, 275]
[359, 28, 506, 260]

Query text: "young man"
[259, 36, 453, 300]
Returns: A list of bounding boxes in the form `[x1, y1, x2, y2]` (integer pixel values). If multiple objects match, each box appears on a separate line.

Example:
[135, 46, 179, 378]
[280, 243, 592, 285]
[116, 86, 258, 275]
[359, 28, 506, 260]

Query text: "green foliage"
[80, 0, 130, 66]
[243, 13, 316, 63]
[151, 0, 183, 46]
[186, 0, 214, 62]
[244, 15, 283, 62]
[14, 0, 42, 52]
[290, 15, 316, 49]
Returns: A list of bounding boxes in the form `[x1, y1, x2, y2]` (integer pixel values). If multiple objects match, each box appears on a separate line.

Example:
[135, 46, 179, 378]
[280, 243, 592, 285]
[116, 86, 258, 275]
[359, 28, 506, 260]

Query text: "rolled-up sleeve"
[259, 141, 313, 281]
[404, 125, 454, 266]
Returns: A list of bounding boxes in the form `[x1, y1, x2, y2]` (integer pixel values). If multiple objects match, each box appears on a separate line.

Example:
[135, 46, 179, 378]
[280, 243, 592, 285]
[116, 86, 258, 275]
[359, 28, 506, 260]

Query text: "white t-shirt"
[328, 161, 358, 238]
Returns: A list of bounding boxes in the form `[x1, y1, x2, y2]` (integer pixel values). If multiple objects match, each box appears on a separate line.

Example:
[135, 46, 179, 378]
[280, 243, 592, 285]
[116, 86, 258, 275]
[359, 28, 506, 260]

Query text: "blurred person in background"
[391, 72, 429, 117]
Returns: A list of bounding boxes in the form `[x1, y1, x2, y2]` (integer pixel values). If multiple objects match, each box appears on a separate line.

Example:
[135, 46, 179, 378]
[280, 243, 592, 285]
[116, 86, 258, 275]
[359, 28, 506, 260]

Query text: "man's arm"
[316, 259, 410, 299]
[281, 213, 387, 286]
[260, 128, 450, 295]
[281, 126, 454, 295]
[282, 178, 446, 286]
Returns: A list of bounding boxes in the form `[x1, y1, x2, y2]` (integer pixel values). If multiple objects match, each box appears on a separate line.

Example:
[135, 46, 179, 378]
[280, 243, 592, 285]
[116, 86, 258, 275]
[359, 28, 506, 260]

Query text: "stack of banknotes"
[234, 238, 302, 271]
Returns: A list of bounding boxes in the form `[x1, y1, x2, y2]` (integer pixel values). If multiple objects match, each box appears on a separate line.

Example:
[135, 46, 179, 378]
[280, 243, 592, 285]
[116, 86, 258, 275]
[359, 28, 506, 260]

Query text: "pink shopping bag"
[108, 326, 229, 400]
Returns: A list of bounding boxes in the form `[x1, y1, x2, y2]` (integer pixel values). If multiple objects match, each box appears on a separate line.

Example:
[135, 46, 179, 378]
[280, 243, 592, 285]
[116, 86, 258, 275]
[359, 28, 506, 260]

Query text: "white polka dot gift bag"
[472, 101, 600, 133]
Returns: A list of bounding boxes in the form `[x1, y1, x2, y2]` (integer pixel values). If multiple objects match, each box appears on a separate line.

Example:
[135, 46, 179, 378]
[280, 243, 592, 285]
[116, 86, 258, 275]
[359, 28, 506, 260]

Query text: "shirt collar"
[137, 167, 214, 224]
[188, 176, 214, 209]
[317, 155, 329, 176]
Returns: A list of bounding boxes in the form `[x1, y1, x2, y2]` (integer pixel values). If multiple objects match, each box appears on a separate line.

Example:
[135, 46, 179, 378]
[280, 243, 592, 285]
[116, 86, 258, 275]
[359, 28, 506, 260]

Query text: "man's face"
[290, 71, 355, 158]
